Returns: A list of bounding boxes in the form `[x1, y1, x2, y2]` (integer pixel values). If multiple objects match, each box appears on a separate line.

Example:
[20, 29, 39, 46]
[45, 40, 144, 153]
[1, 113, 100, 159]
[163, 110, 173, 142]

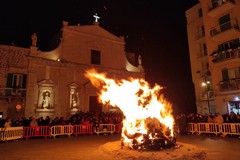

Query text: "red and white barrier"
[1, 122, 239, 142]
[73, 124, 93, 136]
[115, 124, 122, 134]
[24, 126, 50, 140]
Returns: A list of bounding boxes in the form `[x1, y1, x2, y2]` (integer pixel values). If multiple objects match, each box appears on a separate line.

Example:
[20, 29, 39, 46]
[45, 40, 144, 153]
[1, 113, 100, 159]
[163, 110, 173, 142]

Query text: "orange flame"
[85, 69, 174, 147]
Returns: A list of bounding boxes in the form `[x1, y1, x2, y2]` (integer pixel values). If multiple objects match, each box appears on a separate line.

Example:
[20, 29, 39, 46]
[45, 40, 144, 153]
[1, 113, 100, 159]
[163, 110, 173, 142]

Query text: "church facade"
[0, 21, 144, 119]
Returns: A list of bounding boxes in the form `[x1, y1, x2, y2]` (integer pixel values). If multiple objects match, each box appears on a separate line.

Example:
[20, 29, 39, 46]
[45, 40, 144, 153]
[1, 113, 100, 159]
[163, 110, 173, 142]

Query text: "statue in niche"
[70, 90, 78, 109]
[42, 90, 51, 109]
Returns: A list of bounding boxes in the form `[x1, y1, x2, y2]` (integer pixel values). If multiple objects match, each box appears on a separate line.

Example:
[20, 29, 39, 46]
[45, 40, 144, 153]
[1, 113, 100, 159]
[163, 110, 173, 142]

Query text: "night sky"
[0, 0, 199, 114]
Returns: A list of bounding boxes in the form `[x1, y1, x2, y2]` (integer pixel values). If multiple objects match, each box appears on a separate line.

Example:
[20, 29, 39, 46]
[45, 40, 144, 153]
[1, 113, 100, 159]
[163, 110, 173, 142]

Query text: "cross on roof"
[93, 13, 100, 23]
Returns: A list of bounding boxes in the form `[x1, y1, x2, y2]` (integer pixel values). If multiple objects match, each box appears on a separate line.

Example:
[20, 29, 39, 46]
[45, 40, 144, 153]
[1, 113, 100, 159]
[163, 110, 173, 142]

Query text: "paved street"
[0, 134, 240, 160]
[179, 134, 240, 160]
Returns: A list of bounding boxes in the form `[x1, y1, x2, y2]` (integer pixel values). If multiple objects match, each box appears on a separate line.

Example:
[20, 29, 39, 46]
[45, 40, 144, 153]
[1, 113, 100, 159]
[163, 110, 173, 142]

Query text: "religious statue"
[70, 90, 78, 109]
[31, 33, 37, 47]
[42, 91, 51, 109]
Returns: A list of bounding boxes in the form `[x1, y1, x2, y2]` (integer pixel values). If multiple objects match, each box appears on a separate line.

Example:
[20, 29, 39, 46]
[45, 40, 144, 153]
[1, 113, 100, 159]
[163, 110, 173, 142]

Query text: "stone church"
[0, 20, 144, 119]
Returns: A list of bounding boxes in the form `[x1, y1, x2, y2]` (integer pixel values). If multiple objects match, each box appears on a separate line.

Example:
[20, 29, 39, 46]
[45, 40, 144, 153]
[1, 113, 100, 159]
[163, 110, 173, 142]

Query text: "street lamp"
[202, 81, 211, 114]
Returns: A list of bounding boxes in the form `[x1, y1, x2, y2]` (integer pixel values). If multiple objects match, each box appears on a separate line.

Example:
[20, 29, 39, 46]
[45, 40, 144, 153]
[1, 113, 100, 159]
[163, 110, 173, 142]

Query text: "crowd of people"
[175, 111, 240, 135]
[1, 111, 240, 135]
[0, 111, 123, 128]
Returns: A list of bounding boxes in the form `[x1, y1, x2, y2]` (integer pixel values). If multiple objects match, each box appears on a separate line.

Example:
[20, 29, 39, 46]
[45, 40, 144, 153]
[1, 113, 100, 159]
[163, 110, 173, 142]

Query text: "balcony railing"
[0, 88, 26, 97]
[218, 79, 240, 92]
[208, 0, 235, 11]
[211, 47, 240, 63]
[210, 18, 239, 37]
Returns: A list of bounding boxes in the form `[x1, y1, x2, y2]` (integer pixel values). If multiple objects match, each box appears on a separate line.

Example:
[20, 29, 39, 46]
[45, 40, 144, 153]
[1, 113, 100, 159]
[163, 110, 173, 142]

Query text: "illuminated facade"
[0, 21, 144, 119]
[186, 0, 240, 114]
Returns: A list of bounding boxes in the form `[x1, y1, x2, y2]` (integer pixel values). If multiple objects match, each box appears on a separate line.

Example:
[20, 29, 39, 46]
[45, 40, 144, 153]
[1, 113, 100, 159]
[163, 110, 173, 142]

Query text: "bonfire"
[85, 69, 177, 151]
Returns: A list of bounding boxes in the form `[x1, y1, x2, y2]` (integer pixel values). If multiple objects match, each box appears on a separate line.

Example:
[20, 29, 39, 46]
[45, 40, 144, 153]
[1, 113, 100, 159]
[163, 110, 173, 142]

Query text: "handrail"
[208, 0, 235, 11]
[210, 18, 239, 37]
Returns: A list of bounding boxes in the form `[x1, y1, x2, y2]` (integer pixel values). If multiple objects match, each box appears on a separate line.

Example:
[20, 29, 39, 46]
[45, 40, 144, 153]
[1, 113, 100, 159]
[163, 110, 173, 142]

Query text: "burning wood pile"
[121, 118, 177, 151]
[85, 69, 177, 151]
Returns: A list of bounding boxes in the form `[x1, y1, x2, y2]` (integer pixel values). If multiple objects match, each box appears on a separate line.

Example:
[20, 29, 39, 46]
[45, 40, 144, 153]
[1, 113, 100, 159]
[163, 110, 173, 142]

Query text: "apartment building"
[186, 0, 240, 115]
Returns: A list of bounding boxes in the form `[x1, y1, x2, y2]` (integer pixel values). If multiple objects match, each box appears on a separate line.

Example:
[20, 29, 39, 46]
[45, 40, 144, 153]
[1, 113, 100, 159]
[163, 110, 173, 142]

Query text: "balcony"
[208, 0, 236, 18]
[218, 79, 240, 92]
[211, 47, 240, 63]
[210, 18, 240, 42]
[0, 87, 26, 101]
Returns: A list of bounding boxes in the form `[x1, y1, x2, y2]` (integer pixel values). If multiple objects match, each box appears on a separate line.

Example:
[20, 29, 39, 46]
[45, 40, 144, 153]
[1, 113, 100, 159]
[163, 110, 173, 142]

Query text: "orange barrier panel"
[73, 124, 93, 136]
[24, 126, 50, 140]
[115, 124, 122, 134]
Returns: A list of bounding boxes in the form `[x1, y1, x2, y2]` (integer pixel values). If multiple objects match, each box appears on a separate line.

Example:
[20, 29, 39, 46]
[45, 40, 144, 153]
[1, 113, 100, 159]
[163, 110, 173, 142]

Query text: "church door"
[89, 96, 102, 113]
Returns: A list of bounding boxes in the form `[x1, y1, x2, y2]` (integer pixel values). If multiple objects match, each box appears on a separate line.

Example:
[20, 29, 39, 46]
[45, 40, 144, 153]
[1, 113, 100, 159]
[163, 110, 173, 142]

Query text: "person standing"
[4, 117, 12, 128]
[213, 112, 224, 134]
[30, 117, 38, 127]
[213, 113, 224, 124]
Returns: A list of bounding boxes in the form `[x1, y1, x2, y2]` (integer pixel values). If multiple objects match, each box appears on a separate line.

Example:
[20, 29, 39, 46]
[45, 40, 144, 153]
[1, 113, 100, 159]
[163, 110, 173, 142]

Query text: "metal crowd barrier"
[50, 125, 73, 138]
[0, 128, 4, 140]
[94, 124, 115, 136]
[221, 123, 240, 137]
[1, 127, 23, 141]
[2, 123, 240, 142]
[73, 124, 93, 136]
[0, 123, 121, 141]
[187, 123, 197, 134]
[196, 123, 220, 136]
[24, 126, 50, 140]
[115, 124, 122, 134]
[186, 123, 240, 136]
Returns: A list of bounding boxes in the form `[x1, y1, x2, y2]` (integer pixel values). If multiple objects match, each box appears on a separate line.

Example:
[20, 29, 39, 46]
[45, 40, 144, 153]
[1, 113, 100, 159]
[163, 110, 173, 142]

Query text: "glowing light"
[85, 69, 174, 148]
[235, 96, 240, 101]
[16, 104, 22, 111]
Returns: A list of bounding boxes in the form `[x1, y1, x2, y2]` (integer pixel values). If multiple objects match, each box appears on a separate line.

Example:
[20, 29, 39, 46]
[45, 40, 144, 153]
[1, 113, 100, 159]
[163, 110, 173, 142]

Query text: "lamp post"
[202, 81, 211, 114]
[206, 90, 211, 114]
